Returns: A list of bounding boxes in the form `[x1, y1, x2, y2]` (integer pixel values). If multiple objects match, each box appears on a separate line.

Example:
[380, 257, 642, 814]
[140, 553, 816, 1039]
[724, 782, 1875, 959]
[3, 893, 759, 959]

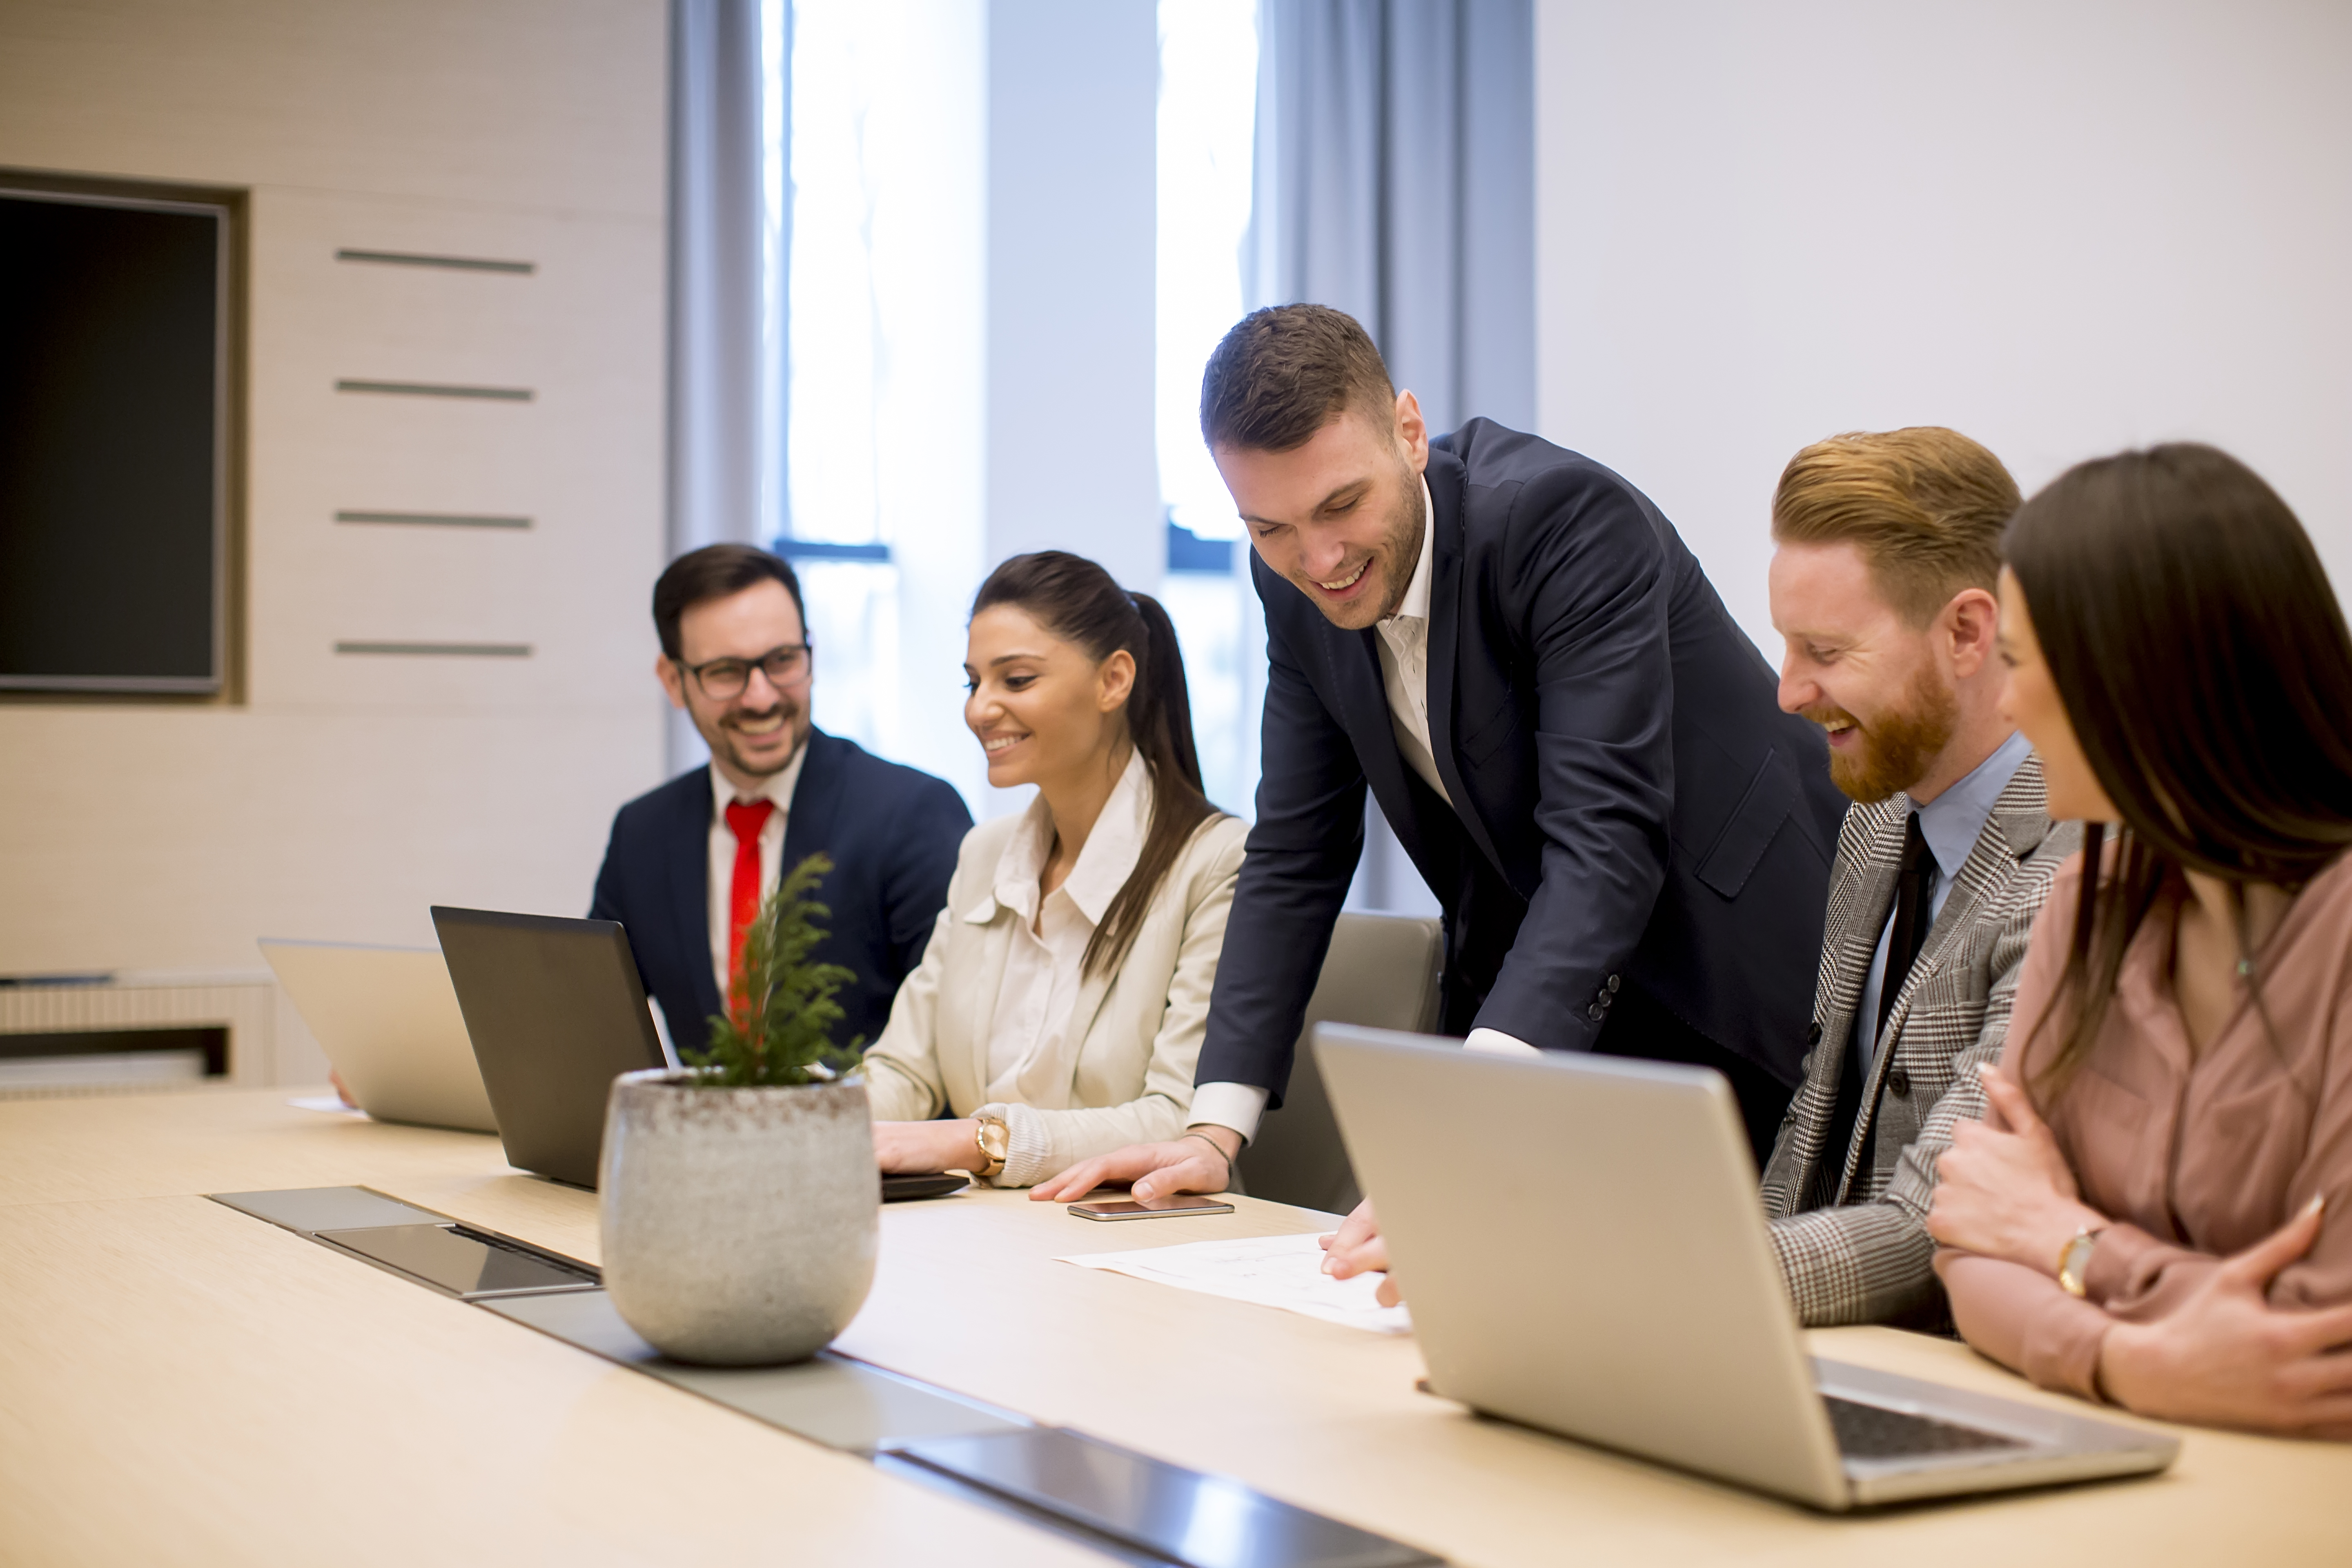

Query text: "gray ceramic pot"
[599, 1069, 878, 1366]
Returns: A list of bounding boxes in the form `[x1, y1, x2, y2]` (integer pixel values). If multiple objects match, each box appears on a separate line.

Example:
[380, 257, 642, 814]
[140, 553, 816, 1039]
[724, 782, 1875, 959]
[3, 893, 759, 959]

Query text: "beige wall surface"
[0, 0, 671, 1078]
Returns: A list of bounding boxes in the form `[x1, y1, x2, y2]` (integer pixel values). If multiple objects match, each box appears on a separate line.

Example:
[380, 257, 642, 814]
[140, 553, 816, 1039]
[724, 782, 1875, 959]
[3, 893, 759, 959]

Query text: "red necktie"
[724, 798, 776, 1018]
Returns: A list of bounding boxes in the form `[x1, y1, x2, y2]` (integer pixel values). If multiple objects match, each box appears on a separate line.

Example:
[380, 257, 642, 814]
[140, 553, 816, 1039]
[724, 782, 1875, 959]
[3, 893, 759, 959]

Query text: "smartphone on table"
[1067, 1194, 1236, 1221]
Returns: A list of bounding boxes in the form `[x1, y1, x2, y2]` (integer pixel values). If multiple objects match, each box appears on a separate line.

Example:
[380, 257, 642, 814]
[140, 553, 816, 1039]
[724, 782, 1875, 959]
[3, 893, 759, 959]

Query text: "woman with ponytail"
[862, 551, 1246, 1188]
[1927, 444, 2352, 1437]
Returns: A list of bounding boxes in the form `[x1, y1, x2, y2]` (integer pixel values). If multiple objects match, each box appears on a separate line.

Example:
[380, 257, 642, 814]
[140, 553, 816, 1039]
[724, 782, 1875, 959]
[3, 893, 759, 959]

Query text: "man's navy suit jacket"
[1199, 419, 1848, 1104]
[589, 729, 971, 1057]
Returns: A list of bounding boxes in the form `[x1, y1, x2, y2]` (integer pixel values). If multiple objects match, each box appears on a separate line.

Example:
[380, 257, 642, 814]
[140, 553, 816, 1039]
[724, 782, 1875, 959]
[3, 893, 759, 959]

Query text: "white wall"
[987, 0, 1162, 596]
[1535, 0, 2352, 658]
[0, 0, 668, 1080]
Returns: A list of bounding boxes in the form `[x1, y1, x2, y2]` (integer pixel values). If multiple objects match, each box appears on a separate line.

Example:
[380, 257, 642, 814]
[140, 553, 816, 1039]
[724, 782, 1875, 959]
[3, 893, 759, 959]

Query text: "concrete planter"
[599, 1069, 877, 1365]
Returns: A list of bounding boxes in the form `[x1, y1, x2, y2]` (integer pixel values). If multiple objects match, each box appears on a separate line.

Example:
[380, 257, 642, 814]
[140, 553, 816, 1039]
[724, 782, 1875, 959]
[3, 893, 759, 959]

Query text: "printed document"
[1060, 1230, 1413, 1335]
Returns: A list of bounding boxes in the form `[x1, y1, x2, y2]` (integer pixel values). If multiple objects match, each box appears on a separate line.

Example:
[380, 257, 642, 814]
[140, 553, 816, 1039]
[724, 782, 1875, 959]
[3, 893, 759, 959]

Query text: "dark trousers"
[1592, 984, 1794, 1172]
[1439, 965, 1795, 1172]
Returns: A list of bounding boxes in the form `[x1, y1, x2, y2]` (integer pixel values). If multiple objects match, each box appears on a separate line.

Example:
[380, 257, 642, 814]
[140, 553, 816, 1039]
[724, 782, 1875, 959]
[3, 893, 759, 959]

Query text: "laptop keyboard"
[1823, 1395, 2025, 1459]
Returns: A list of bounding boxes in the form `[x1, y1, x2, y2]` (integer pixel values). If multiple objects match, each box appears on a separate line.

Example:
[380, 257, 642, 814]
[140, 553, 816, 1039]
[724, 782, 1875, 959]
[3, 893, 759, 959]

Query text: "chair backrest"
[1235, 911, 1443, 1214]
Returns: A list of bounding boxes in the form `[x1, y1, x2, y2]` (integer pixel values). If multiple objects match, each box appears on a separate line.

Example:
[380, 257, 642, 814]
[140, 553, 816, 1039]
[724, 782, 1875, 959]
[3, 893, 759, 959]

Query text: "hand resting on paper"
[1319, 1197, 1401, 1307]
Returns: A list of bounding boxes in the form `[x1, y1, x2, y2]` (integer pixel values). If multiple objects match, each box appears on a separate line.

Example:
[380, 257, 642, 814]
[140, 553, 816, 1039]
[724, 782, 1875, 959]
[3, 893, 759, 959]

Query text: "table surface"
[5, 1087, 2349, 1566]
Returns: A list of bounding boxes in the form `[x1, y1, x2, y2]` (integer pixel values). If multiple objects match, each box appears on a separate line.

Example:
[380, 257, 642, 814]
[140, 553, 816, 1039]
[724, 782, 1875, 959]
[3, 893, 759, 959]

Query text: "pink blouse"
[1934, 847, 2352, 1399]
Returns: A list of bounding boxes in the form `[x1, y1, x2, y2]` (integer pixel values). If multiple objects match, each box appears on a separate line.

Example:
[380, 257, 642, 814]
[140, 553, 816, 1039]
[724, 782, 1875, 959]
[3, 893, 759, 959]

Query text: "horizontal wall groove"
[332, 641, 534, 659]
[334, 379, 535, 402]
[335, 247, 536, 274]
[334, 510, 534, 530]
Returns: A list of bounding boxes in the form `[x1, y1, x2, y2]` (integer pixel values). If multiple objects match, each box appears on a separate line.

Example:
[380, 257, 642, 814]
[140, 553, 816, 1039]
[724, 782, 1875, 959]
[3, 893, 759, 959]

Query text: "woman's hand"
[1927, 1065, 2105, 1273]
[1319, 1198, 1401, 1307]
[2097, 1197, 2352, 1437]
[873, 1118, 978, 1175]
[1029, 1130, 1238, 1203]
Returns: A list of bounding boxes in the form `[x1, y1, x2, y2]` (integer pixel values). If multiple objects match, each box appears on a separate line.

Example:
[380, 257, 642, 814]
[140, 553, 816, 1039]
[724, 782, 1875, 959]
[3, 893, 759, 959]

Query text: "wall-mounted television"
[0, 186, 230, 693]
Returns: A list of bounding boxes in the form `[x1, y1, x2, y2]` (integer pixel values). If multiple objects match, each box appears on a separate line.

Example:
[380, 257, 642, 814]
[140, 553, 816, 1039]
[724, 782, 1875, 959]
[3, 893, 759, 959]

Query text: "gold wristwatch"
[2057, 1225, 2106, 1298]
[971, 1115, 1009, 1180]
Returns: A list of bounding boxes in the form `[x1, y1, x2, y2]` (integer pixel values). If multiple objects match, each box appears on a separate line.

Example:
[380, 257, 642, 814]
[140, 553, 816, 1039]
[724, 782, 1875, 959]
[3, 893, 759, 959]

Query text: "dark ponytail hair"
[971, 551, 1223, 977]
[2005, 442, 2352, 1101]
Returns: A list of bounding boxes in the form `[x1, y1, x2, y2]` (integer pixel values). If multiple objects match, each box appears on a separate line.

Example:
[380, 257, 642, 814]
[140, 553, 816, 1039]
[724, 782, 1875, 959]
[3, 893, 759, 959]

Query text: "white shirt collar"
[708, 739, 808, 824]
[980, 748, 1154, 927]
[1383, 475, 1437, 625]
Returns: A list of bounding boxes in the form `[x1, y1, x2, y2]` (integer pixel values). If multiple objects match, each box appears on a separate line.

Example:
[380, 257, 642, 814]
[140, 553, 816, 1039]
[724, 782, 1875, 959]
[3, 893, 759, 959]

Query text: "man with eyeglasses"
[590, 544, 971, 1058]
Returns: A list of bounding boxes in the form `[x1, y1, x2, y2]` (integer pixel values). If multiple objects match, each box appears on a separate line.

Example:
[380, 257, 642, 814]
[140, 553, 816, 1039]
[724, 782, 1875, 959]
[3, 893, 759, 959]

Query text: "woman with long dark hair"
[1928, 443, 2352, 1437]
[861, 551, 1246, 1188]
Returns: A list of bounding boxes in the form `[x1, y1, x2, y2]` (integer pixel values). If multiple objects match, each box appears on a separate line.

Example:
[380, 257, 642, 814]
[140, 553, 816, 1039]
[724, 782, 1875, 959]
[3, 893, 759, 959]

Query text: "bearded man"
[1038, 304, 1846, 1209]
[1747, 427, 2078, 1324]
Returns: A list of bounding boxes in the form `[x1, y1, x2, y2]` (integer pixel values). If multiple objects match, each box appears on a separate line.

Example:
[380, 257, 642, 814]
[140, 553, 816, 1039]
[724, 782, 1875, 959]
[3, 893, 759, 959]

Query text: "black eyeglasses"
[676, 642, 813, 700]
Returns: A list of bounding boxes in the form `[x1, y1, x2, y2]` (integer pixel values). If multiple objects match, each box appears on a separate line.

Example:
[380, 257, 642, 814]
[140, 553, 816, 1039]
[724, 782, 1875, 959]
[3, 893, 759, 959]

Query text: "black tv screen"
[0, 188, 228, 693]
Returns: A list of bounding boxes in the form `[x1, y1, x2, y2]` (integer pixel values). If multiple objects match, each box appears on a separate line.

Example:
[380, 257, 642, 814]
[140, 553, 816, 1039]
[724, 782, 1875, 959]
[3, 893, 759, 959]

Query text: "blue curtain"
[1247, 0, 1536, 913]
[1248, 0, 1536, 434]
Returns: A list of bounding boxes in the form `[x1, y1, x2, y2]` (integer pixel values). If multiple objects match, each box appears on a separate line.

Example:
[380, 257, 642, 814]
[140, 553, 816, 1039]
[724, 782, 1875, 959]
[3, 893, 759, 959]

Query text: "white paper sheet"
[1059, 1230, 1413, 1336]
[287, 1095, 367, 1118]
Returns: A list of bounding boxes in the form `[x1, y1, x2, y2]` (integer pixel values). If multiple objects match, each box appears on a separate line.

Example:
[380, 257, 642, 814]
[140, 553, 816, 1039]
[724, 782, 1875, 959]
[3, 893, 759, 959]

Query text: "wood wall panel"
[0, 0, 670, 1070]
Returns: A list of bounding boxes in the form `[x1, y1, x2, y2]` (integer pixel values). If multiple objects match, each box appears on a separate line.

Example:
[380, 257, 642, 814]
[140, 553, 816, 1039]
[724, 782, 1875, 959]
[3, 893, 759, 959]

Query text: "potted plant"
[599, 853, 878, 1365]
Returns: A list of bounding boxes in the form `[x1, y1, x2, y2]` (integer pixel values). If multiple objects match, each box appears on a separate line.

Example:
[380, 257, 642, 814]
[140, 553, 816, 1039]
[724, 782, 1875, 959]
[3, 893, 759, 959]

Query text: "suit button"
[1588, 1004, 1604, 1020]
[1606, 974, 1620, 993]
[1886, 1067, 1911, 1097]
[1806, 1022, 1823, 1046]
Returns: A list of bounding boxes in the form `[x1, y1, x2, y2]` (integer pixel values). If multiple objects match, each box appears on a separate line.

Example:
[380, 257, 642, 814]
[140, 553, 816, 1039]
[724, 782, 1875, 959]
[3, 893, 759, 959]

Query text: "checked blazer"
[1759, 751, 2078, 1326]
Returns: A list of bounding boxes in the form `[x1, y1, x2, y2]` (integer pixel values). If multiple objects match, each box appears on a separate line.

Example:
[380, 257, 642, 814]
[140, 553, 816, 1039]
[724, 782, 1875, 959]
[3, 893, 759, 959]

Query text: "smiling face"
[1770, 539, 1962, 803]
[963, 603, 1135, 793]
[654, 579, 812, 789]
[1213, 394, 1430, 631]
[1996, 567, 2119, 822]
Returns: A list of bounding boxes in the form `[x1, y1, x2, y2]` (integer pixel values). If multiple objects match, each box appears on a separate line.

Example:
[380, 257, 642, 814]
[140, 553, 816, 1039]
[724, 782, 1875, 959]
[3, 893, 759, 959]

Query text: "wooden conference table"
[4, 1087, 2349, 1566]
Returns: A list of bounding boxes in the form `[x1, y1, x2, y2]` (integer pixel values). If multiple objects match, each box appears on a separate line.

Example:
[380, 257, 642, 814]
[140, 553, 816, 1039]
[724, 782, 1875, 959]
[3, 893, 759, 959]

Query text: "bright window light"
[1156, 0, 1258, 543]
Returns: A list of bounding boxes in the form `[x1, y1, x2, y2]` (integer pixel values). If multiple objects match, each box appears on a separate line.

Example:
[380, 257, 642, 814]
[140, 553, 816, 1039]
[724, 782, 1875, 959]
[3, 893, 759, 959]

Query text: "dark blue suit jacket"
[1200, 420, 1847, 1103]
[588, 729, 971, 1058]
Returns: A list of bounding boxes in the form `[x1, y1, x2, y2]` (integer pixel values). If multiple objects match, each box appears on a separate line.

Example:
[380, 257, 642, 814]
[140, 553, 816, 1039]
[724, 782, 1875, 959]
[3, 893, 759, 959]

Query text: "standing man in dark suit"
[590, 544, 970, 1058]
[1038, 305, 1845, 1204]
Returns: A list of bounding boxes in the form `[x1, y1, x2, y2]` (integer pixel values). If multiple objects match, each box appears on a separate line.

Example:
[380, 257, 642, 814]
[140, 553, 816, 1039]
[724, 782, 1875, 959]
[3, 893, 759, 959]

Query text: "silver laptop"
[259, 940, 498, 1134]
[1313, 1024, 2178, 1511]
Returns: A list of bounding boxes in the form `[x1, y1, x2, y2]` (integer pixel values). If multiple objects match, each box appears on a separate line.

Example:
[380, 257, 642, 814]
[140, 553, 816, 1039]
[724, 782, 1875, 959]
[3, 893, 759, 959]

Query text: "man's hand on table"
[1029, 1126, 1241, 1203]
[1320, 1198, 1401, 1307]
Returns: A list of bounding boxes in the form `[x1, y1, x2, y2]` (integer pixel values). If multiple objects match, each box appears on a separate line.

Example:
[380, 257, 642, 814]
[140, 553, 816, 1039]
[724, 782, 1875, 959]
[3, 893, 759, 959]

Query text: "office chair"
[1235, 912, 1443, 1214]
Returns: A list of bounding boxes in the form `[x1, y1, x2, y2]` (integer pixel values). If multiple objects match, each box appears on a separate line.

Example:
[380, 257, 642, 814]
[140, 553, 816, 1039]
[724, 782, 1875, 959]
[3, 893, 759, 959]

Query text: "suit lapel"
[1326, 626, 1430, 869]
[670, 767, 725, 1031]
[1421, 449, 1509, 880]
[778, 730, 840, 884]
[1831, 754, 2053, 1199]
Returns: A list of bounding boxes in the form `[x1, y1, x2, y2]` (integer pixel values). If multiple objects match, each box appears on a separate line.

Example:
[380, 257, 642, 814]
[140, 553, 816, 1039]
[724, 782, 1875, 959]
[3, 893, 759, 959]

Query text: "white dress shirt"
[1190, 479, 1530, 1148]
[705, 744, 808, 1004]
[978, 751, 1152, 1176]
[1850, 728, 2032, 1074]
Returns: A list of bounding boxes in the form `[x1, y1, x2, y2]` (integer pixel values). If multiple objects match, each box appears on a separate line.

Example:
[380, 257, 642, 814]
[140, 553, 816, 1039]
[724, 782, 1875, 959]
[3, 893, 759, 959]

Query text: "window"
[1156, 0, 1261, 818]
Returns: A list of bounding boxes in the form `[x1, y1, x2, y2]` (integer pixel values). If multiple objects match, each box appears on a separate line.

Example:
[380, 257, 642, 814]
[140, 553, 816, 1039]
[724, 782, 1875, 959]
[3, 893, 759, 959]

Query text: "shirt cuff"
[1464, 1027, 1540, 1057]
[980, 1101, 1054, 1189]
[1187, 1081, 1270, 1145]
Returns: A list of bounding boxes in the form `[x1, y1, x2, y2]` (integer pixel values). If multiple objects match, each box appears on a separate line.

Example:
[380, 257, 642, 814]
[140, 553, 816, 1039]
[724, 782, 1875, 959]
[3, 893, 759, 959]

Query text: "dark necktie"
[1875, 811, 1938, 1042]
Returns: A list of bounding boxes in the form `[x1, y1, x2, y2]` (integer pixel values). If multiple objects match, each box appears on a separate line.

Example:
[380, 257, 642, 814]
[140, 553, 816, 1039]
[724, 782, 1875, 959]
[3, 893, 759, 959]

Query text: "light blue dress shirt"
[1850, 729, 2034, 1074]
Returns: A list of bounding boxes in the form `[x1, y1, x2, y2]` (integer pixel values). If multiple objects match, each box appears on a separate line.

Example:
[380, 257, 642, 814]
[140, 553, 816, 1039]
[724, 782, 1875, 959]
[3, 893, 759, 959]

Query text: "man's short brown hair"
[1199, 304, 1397, 452]
[1771, 428, 2021, 624]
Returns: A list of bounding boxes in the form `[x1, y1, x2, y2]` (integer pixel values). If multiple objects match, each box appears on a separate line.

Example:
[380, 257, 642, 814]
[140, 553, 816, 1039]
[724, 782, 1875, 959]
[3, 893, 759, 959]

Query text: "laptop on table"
[1312, 1023, 2178, 1512]
[430, 906, 964, 1201]
[259, 939, 498, 1134]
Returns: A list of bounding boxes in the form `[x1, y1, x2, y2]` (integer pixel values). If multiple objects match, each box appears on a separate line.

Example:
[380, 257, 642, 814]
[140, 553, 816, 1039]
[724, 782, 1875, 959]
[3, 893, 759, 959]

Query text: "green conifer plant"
[686, 853, 865, 1088]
